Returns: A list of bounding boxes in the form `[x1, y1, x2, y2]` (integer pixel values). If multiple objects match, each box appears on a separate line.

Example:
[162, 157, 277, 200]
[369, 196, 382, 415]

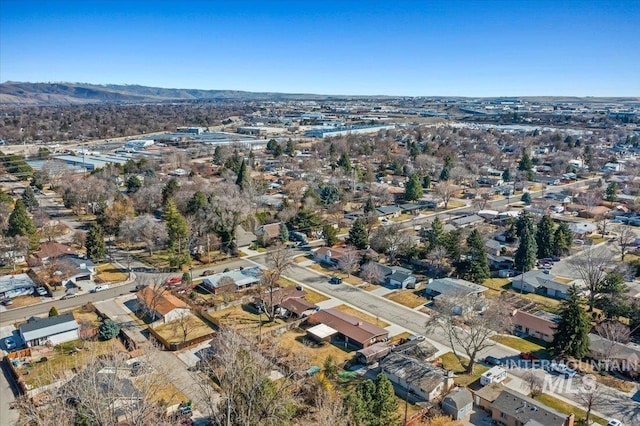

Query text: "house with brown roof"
[254, 286, 317, 319]
[313, 246, 348, 266]
[305, 308, 388, 349]
[28, 242, 77, 267]
[512, 310, 558, 343]
[136, 286, 191, 324]
[255, 222, 283, 245]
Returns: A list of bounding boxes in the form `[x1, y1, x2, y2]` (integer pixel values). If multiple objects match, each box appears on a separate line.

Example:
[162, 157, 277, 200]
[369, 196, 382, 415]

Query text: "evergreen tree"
[439, 165, 450, 181]
[515, 227, 537, 273]
[553, 222, 574, 256]
[404, 174, 423, 201]
[516, 210, 535, 239]
[85, 222, 107, 261]
[161, 178, 179, 205]
[459, 229, 490, 283]
[551, 286, 590, 358]
[328, 142, 337, 161]
[521, 192, 532, 205]
[7, 199, 39, 250]
[21, 186, 39, 211]
[425, 216, 445, 250]
[98, 319, 120, 341]
[605, 182, 618, 202]
[266, 139, 279, 154]
[422, 175, 431, 189]
[285, 139, 296, 156]
[235, 158, 250, 190]
[373, 373, 399, 426]
[126, 175, 142, 193]
[444, 229, 463, 264]
[163, 198, 189, 254]
[363, 197, 376, 216]
[518, 151, 533, 171]
[502, 169, 512, 182]
[289, 209, 322, 234]
[536, 215, 555, 259]
[186, 190, 207, 215]
[48, 306, 59, 317]
[337, 152, 352, 172]
[278, 222, 289, 243]
[344, 374, 399, 426]
[323, 223, 339, 246]
[347, 219, 369, 250]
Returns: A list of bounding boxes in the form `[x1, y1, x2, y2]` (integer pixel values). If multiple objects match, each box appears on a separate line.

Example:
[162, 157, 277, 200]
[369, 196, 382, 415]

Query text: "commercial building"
[304, 124, 395, 138]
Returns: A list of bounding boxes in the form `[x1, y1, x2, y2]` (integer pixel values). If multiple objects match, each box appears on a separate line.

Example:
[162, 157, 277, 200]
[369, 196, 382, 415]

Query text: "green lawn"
[483, 278, 511, 291]
[491, 335, 550, 359]
[439, 352, 489, 386]
[536, 393, 606, 425]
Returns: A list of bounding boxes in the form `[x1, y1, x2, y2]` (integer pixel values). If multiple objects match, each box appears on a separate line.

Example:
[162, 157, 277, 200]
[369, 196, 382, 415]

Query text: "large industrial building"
[304, 124, 395, 138]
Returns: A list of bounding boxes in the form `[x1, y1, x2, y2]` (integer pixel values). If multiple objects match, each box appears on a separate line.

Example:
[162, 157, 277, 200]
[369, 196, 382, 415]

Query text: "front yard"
[277, 328, 356, 367]
[95, 263, 128, 283]
[490, 335, 550, 359]
[384, 289, 427, 309]
[332, 304, 390, 328]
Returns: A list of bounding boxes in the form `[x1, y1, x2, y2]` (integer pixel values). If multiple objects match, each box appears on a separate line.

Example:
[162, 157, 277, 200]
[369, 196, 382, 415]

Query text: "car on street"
[4, 337, 16, 350]
[607, 419, 622, 426]
[60, 293, 78, 300]
[1, 298, 13, 306]
[329, 276, 343, 284]
[484, 356, 503, 366]
[549, 362, 577, 378]
[519, 352, 539, 361]
[36, 287, 48, 296]
[90, 284, 109, 293]
[165, 276, 183, 286]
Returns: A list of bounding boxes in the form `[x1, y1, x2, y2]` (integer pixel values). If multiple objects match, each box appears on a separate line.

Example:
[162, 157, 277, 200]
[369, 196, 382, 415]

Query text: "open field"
[536, 393, 606, 425]
[95, 263, 128, 283]
[19, 339, 127, 388]
[152, 315, 213, 344]
[438, 352, 489, 386]
[384, 289, 427, 309]
[332, 304, 390, 328]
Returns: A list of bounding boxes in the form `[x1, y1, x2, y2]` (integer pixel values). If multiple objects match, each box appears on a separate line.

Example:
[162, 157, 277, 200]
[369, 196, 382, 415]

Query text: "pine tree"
[516, 210, 535, 239]
[323, 223, 338, 246]
[515, 227, 537, 273]
[363, 197, 376, 215]
[48, 306, 59, 317]
[85, 222, 107, 261]
[553, 222, 574, 256]
[235, 158, 250, 190]
[126, 175, 142, 193]
[163, 198, 189, 254]
[605, 182, 618, 202]
[404, 174, 423, 201]
[7, 199, 39, 250]
[551, 286, 590, 358]
[439, 165, 450, 181]
[425, 216, 445, 250]
[347, 219, 369, 250]
[460, 229, 490, 283]
[518, 151, 532, 171]
[502, 169, 512, 182]
[536, 215, 555, 259]
[21, 186, 39, 211]
[161, 178, 179, 205]
[278, 222, 289, 242]
[521, 192, 532, 205]
[186, 191, 207, 215]
[373, 374, 399, 426]
[337, 152, 352, 172]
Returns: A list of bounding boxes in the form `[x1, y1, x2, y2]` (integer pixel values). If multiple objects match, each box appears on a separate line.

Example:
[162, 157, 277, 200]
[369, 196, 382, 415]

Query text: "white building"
[0, 273, 36, 300]
[19, 313, 80, 347]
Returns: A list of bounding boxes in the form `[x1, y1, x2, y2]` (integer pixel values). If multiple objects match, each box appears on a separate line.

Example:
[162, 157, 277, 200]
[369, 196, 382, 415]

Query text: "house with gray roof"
[490, 388, 575, 426]
[0, 273, 36, 300]
[387, 271, 417, 289]
[380, 353, 453, 402]
[442, 387, 473, 420]
[202, 267, 261, 294]
[375, 205, 402, 219]
[510, 270, 575, 300]
[451, 214, 484, 228]
[19, 313, 79, 347]
[424, 278, 488, 299]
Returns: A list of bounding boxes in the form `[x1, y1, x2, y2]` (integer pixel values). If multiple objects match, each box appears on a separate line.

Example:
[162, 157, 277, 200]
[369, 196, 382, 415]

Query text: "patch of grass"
[438, 352, 489, 386]
[536, 393, 606, 425]
[152, 315, 213, 344]
[554, 276, 573, 284]
[484, 278, 511, 291]
[388, 332, 413, 345]
[71, 308, 101, 327]
[307, 263, 363, 285]
[95, 263, 128, 283]
[491, 335, 550, 359]
[384, 290, 426, 309]
[136, 374, 186, 406]
[303, 288, 330, 304]
[294, 255, 312, 263]
[390, 214, 413, 222]
[520, 292, 562, 312]
[578, 363, 637, 392]
[589, 236, 607, 245]
[395, 396, 424, 420]
[20, 339, 127, 388]
[207, 304, 286, 333]
[332, 304, 390, 328]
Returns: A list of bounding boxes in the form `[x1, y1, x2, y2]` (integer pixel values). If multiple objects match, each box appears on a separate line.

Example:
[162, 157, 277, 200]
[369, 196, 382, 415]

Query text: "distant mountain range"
[1, 81, 637, 106]
[0, 81, 352, 106]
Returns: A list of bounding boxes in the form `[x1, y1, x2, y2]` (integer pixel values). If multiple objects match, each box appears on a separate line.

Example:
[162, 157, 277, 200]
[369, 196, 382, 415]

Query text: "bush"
[98, 319, 120, 341]
[48, 306, 59, 317]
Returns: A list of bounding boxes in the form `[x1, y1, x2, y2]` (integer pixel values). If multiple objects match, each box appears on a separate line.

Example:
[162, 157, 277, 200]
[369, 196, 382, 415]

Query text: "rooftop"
[492, 388, 569, 426]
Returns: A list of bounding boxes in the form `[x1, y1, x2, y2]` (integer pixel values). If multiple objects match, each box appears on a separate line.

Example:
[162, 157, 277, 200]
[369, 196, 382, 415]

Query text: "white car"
[36, 287, 48, 296]
[90, 285, 109, 293]
[550, 362, 577, 378]
[607, 420, 622, 426]
[5, 337, 16, 350]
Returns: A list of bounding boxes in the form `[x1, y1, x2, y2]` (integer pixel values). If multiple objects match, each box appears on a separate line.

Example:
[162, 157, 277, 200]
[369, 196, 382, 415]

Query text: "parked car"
[519, 352, 539, 361]
[165, 276, 182, 286]
[4, 337, 16, 350]
[200, 270, 215, 277]
[329, 276, 343, 284]
[36, 287, 48, 296]
[607, 419, 622, 426]
[1, 298, 13, 306]
[484, 356, 503, 366]
[549, 362, 577, 378]
[60, 293, 78, 300]
[91, 285, 109, 293]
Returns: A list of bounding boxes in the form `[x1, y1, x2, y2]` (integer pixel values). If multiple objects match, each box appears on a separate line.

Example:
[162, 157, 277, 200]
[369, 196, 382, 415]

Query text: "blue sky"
[1, 0, 639, 96]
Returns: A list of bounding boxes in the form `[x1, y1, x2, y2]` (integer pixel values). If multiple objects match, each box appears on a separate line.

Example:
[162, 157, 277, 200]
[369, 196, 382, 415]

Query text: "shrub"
[48, 306, 59, 317]
[98, 319, 120, 341]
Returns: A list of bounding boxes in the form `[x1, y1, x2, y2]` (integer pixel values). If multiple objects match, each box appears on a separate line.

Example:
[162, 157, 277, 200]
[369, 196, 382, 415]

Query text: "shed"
[442, 387, 473, 420]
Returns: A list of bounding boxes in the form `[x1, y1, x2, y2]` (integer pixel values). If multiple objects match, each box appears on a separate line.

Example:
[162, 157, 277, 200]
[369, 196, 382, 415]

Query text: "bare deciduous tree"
[614, 224, 636, 261]
[426, 295, 512, 373]
[521, 370, 544, 398]
[338, 249, 360, 277]
[434, 180, 458, 209]
[360, 261, 384, 284]
[369, 224, 415, 264]
[569, 246, 614, 312]
[575, 375, 608, 425]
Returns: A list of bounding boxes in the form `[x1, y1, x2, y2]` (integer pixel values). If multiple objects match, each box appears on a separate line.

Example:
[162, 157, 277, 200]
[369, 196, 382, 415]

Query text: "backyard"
[152, 315, 214, 344]
[437, 352, 489, 386]
[277, 328, 356, 367]
[206, 304, 287, 334]
[491, 335, 551, 359]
